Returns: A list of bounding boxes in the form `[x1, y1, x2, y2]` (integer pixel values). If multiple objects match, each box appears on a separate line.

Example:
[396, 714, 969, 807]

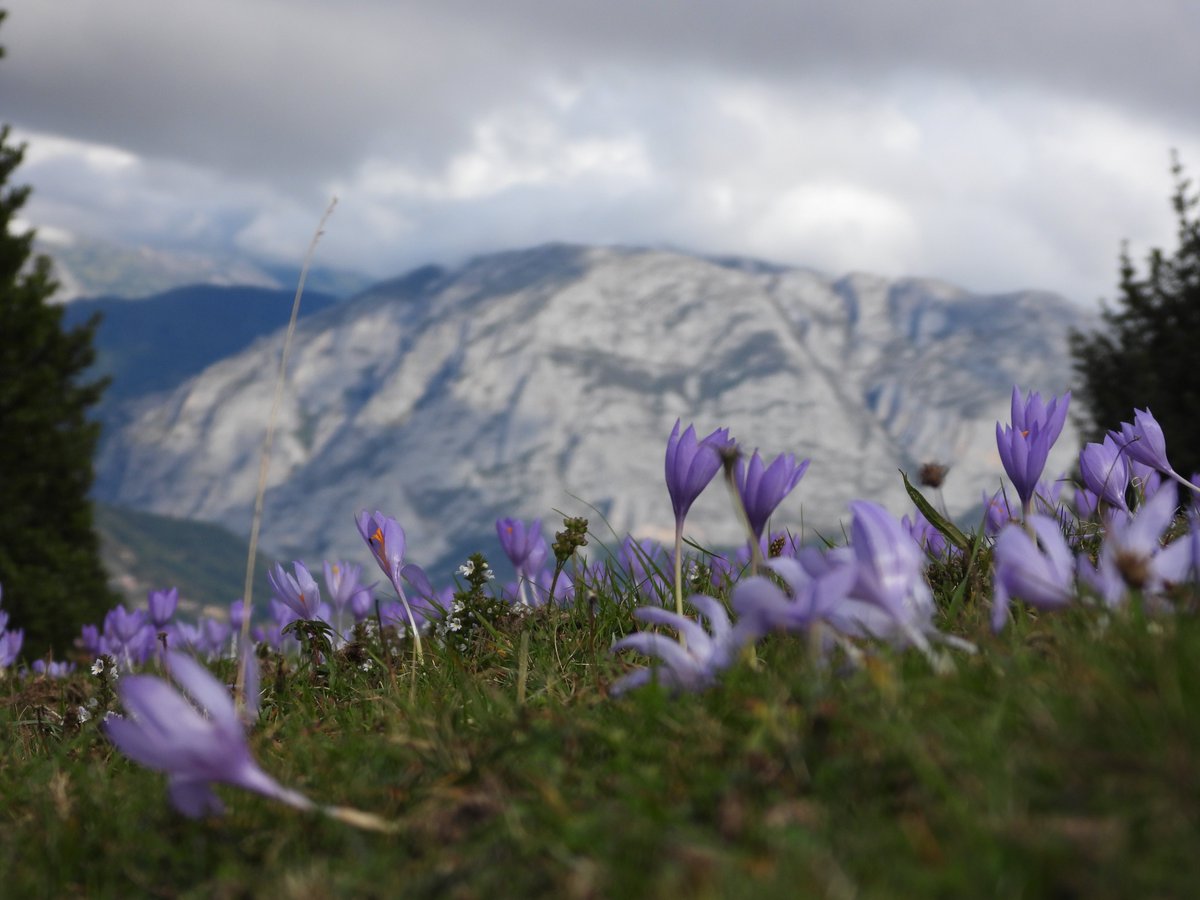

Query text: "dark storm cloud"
[5, 1, 1195, 184]
[2, 0, 1198, 303]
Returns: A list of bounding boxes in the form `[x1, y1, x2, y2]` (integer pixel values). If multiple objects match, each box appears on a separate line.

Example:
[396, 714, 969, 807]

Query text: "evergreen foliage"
[1070, 152, 1200, 478]
[0, 12, 118, 657]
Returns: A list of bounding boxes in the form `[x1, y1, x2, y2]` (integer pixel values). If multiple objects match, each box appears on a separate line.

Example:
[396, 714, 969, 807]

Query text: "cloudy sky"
[3, 0, 1198, 305]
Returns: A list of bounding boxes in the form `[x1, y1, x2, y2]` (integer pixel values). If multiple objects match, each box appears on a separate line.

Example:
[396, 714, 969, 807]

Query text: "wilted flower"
[104, 651, 312, 818]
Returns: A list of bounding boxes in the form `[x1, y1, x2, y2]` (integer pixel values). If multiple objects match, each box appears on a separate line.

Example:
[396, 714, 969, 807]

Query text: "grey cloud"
[3, 0, 1197, 187]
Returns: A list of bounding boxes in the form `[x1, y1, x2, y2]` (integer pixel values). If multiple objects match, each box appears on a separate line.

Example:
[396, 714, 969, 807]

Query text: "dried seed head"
[919, 462, 949, 489]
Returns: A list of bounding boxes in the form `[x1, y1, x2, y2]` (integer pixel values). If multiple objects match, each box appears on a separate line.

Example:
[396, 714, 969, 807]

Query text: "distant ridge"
[93, 243, 1094, 579]
[38, 234, 372, 302]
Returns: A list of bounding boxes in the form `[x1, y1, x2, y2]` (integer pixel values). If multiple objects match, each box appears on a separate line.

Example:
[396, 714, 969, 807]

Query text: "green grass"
[3, 558, 1200, 898]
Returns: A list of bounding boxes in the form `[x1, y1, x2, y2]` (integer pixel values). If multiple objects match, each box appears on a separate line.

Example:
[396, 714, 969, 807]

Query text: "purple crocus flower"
[0, 587, 19, 669]
[610, 594, 762, 695]
[903, 509, 950, 560]
[0, 628, 23, 668]
[31, 659, 75, 678]
[104, 651, 312, 817]
[267, 561, 323, 620]
[832, 501, 975, 658]
[1075, 484, 1101, 521]
[269, 597, 301, 628]
[982, 486, 1018, 536]
[664, 420, 735, 616]
[992, 516, 1076, 631]
[104, 605, 154, 666]
[665, 420, 734, 530]
[165, 621, 204, 655]
[356, 510, 424, 656]
[147, 588, 179, 629]
[399, 562, 449, 627]
[1128, 458, 1167, 504]
[615, 536, 670, 603]
[847, 500, 932, 625]
[736, 552, 858, 633]
[495, 518, 549, 581]
[322, 561, 368, 616]
[1116, 409, 1174, 474]
[1079, 435, 1130, 512]
[995, 386, 1070, 514]
[323, 560, 371, 636]
[1078, 485, 1190, 607]
[1114, 409, 1199, 496]
[356, 511, 407, 587]
[77, 623, 104, 657]
[735, 450, 810, 541]
[201, 618, 232, 658]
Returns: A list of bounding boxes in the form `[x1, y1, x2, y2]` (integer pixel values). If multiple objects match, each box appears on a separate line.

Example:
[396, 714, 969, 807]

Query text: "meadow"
[3, 394, 1200, 898]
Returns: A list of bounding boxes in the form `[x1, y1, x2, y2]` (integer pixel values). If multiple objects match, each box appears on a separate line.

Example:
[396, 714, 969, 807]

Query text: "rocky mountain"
[94, 244, 1095, 578]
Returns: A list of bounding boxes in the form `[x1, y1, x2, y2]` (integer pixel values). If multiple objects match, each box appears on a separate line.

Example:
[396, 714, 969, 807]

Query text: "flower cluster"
[10, 384, 1196, 825]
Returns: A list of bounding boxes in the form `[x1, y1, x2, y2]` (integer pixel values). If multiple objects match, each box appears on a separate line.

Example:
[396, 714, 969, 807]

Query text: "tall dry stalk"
[233, 197, 338, 714]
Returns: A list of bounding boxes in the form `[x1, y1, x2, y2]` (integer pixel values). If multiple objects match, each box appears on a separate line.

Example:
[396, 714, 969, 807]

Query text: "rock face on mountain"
[95, 244, 1092, 575]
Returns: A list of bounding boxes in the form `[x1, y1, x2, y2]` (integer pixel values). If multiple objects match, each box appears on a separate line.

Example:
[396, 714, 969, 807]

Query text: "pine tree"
[1070, 152, 1200, 479]
[0, 13, 118, 658]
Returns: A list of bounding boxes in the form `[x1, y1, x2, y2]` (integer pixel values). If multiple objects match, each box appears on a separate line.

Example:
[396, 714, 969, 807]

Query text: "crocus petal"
[167, 651, 239, 732]
[168, 776, 225, 818]
[631, 607, 711, 652]
[611, 632, 697, 674]
[609, 667, 655, 696]
[689, 594, 732, 645]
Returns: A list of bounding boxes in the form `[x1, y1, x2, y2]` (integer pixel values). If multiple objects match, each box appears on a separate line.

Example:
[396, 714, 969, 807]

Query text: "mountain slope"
[95, 503, 280, 618]
[63, 284, 339, 418]
[94, 244, 1093, 576]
